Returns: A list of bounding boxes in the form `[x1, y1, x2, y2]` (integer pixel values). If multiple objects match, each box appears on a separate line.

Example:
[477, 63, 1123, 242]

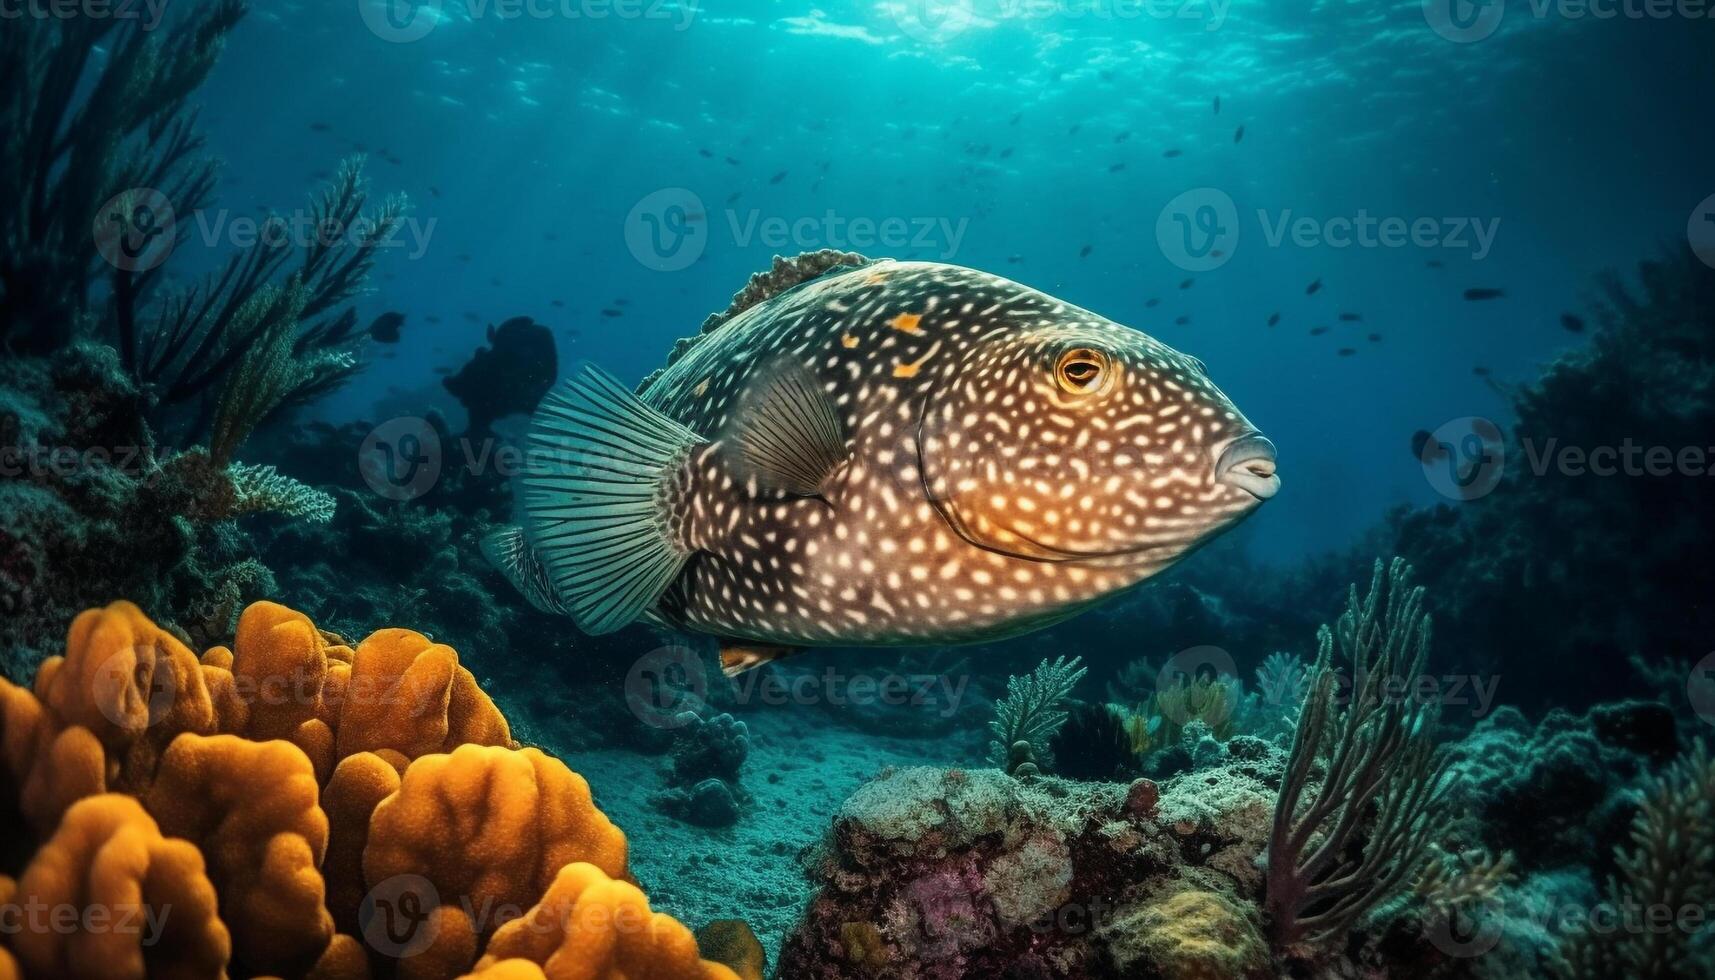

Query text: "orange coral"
[144, 733, 334, 976]
[466, 863, 741, 980]
[334, 629, 510, 761]
[0, 600, 744, 980]
[363, 744, 629, 947]
[9, 794, 229, 980]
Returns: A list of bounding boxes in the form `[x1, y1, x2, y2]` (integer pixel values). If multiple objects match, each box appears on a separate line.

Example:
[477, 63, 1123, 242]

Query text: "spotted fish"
[484, 254, 1279, 675]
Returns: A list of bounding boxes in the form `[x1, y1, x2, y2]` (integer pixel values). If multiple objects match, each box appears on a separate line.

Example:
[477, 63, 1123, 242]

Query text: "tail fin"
[523, 364, 703, 635]
[479, 525, 568, 616]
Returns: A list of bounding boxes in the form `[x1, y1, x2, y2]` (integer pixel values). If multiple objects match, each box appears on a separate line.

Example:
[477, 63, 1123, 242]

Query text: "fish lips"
[1215, 433, 1281, 501]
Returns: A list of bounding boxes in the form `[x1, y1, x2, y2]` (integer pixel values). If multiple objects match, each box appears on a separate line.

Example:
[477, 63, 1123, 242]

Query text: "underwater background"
[2, 1, 1714, 979]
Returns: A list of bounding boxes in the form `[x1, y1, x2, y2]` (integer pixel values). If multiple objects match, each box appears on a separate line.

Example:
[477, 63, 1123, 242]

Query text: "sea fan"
[988, 655, 1087, 775]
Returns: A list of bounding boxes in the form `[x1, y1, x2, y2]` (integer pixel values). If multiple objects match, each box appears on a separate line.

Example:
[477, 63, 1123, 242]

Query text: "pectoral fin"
[727, 360, 848, 496]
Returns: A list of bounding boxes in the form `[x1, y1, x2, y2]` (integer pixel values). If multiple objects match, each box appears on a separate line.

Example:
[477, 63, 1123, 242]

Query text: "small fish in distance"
[367, 312, 406, 343]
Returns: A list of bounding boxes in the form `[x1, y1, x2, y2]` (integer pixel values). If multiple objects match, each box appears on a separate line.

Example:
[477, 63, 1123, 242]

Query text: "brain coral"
[0, 600, 745, 980]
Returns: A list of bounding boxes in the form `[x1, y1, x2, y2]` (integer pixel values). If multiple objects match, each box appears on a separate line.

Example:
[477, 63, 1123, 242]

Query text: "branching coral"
[0, 599, 747, 980]
[1263, 558, 1454, 953]
[0, 5, 396, 442]
[228, 461, 337, 523]
[1555, 740, 1715, 979]
[0, 1, 240, 353]
[988, 655, 1086, 776]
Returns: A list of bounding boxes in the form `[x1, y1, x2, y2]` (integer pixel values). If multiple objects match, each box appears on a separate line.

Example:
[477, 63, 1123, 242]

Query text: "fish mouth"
[1215, 433, 1280, 501]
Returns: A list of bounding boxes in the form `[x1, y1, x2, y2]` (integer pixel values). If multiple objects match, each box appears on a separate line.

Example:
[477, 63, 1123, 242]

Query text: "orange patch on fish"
[693, 378, 710, 396]
[889, 313, 923, 335]
[840, 334, 859, 348]
[892, 339, 941, 378]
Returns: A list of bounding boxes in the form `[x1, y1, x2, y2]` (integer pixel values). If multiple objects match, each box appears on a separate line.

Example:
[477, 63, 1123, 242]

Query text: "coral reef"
[1554, 740, 1715, 979]
[776, 757, 1291, 979]
[1446, 701, 1678, 874]
[779, 563, 1464, 978]
[1265, 558, 1454, 953]
[0, 4, 405, 681]
[1378, 246, 1715, 710]
[0, 600, 748, 980]
[653, 713, 752, 827]
[987, 655, 1086, 776]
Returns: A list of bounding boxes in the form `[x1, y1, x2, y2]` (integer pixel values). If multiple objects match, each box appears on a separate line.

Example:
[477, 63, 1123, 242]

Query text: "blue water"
[181, 0, 1713, 559]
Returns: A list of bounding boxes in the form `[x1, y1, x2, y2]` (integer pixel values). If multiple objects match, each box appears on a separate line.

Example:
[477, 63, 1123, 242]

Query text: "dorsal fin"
[523, 364, 704, 635]
[637, 250, 875, 396]
[726, 361, 848, 496]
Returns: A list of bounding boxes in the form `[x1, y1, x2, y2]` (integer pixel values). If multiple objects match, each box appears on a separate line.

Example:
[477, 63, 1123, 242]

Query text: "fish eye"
[1055, 348, 1110, 395]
